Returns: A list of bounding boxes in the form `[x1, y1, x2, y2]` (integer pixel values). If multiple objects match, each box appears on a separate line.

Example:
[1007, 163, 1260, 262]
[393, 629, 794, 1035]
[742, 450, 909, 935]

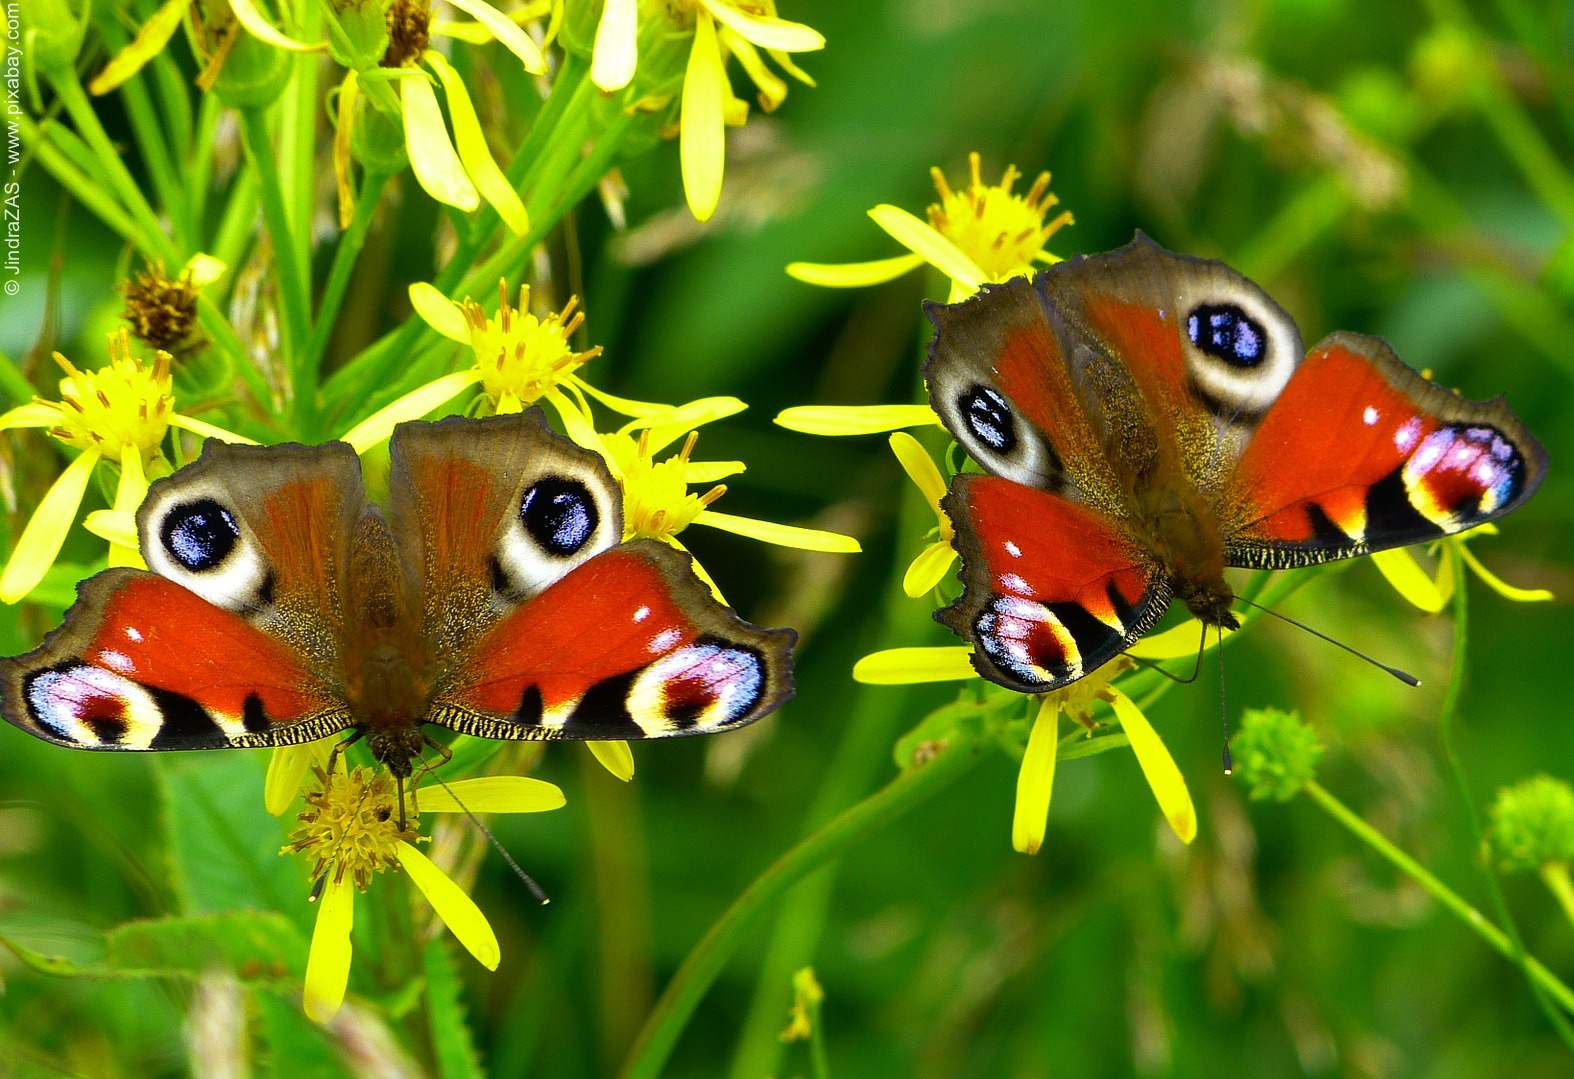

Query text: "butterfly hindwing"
[1223, 332, 1548, 567]
[940, 475, 1170, 693]
[0, 570, 349, 751]
[429, 540, 796, 741]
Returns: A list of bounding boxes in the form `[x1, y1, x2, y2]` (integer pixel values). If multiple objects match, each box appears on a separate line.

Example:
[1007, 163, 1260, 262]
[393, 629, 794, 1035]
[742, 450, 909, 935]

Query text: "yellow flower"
[342, 280, 642, 451]
[779, 966, 824, 1043]
[788, 151, 1073, 302]
[886, 432, 957, 597]
[591, 1, 824, 222]
[285, 764, 565, 1024]
[89, 0, 323, 97]
[0, 329, 251, 603]
[1371, 524, 1553, 613]
[594, 406, 861, 599]
[854, 648, 1196, 853]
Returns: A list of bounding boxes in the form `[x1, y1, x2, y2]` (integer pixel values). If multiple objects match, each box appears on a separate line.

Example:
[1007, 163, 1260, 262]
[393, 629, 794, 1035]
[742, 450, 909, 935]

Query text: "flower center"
[382, 0, 432, 67]
[927, 152, 1072, 281]
[467, 283, 602, 411]
[123, 263, 200, 354]
[284, 766, 420, 891]
[609, 430, 725, 541]
[45, 328, 174, 459]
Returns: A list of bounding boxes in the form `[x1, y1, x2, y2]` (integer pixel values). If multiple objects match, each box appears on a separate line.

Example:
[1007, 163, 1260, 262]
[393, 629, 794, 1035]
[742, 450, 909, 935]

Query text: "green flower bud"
[23, 0, 89, 71]
[210, 24, 290, 109]
[1231, 708, 1323, 802]
[326, 0, 392, 70]
[350, 89, 408, 174]
[1487, 775, 1574, 874]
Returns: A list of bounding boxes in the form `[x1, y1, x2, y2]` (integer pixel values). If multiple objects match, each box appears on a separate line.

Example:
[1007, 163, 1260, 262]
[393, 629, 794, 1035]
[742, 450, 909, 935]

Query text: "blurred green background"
[4, 0, 1573, 1075]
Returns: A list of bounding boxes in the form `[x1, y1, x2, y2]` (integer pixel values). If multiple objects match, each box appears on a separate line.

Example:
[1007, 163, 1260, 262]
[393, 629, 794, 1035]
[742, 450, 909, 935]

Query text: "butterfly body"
[2, 413, 796, 772]
[926, 235, 1545, 694]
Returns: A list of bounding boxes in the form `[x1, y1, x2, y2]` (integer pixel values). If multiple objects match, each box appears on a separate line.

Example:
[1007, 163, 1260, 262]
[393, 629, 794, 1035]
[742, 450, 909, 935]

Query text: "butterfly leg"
[407, 734, 456, 819]
[325, 727, 366, 777]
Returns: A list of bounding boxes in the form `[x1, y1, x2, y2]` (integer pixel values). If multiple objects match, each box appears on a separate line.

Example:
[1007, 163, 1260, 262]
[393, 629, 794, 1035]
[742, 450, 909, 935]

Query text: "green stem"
[237, 107, 311, 375]
[618, 739, 986, 1079]
[1304, 781, 1574, 1017]
[1435, 552, 1574, 1045]
[0, 356, 37, 406]
[106, 44, 192, 248]
[44, 66, 178, 263]
[210, 170, 260, 285]
[18, 114, 139, 243]
[188, 93, 222, 232]
[300, 171, 392, 402]
[1540, 863, 1574, 931]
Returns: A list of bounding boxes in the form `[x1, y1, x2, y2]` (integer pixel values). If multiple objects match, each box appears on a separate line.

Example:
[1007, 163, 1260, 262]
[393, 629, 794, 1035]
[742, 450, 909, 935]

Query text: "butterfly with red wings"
[0, 412, 796, 775]
[925, 234, 1546, 693]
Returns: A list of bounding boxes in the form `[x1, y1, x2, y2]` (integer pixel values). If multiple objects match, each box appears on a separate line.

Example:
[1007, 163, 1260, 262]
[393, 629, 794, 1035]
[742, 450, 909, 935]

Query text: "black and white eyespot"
[494, 472, 616, 597]
[930, 376, 1060, 488]
[1178, 288, 1300, 417]
[141, 489, 271, 612]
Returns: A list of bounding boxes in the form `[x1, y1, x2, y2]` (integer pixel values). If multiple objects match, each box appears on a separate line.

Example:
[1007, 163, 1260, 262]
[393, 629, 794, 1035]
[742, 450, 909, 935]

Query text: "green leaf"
[0, 910, 305, 987]
[256, 991, 348, 1078]
[158, 753, 305, 916]
[424, 938, 486, 1079]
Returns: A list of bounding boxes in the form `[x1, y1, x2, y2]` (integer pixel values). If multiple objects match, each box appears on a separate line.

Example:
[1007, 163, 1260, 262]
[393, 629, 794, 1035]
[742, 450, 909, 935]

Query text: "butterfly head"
[1176, 577, 1240, 631]
[367, 723, 425, 777]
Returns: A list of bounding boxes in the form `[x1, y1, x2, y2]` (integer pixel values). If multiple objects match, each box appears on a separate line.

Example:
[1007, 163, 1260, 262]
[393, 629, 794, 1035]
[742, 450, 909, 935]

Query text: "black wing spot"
[566, 671, 643, 739]
[514, 684, 544, 727]
[161, 499, 240, 571]
[148, 686, 226, 748]
[958, 386, 1017, 454]
[1366, 467, 1441, 541]
[1186, 303, 1265, 368]
[1303, 502, 1352, 547]
[242, 692, 270, 733]
[520, 477, 598, 556]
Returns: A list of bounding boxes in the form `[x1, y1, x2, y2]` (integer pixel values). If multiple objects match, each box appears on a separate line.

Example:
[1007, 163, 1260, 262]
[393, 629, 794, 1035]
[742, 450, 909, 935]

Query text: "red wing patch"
[1225, 334, 1546, 565]
[433, 541, 795, 741]
[0, 571, 346, 750]
[939, 476, 1169, 693]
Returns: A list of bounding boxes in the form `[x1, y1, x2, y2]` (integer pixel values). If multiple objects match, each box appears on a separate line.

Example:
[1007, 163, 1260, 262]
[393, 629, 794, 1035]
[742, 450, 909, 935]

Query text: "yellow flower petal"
[1125, 619, 1228, 660]
[697, 0, 824, 51]
[544, 388, 601, 450]
[1108, 687, 1196, 845]
[619, 394, 748, 433]
[181, 252, 227, 288]
[768, 47, 815, 86]
[431, 19, 493, 44]
[302, 874, 354, 1025]
[902, 541, 956, 598]
[786, 253, 926, 288]
[591, 0, 638, 91]
[774, 404, 941, 436]
[89, 0, 185, 95]
[264, 742, 322, 816]
[695, 509, 860, 553]
[401, 74, 480, 213]
[680, 12, 726, 222]
[1371, 547, 1445, 613]
[82, 509, 139, 550]
[569, 377, 685, 419]
[721, 29, 786, 111]
[685, 460, 745, 483]
[426, 52, 529, 236]
[852, 646, 975, 685]
[104, 447, 147, 568]
[585, 740, 635, 783]
[888, 432, 947, 510]
[1457, 542, 1554, 603]
[0, 449, 100, 604]
[410, 283, 472, 342]
[396, 841, 500, 970]
[446, 0, 546, 72]
[418, 776, 568, 812]
[334, 70, 360, 229]
[229, 0, 322, 52]
[867, 205, 986, 292]
[340, 371, 482, 453]
[1012, 698, 1059, 855]
[169, 413, 257, 444]
[0, 401, 61, 429]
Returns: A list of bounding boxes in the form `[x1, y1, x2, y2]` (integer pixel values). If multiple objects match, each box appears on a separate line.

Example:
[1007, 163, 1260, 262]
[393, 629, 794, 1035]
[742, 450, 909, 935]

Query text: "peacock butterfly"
[0, 411, 796, 773]
[924, 234, 1547, 693]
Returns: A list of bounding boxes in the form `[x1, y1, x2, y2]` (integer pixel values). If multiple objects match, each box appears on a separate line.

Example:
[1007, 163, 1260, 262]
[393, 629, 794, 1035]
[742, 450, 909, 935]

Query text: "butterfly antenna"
[422, 765, 550, 907]
[1234, 595, 1420, 686]
[1130, 620, 1209, 684]
[1217, 623, 1232, 775]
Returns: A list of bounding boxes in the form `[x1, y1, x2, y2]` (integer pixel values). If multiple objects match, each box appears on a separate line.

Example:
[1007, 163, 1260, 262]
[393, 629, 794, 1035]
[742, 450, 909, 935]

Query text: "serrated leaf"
[107, 911, 307, 984]
[256, 990, 347, 1078]
[425, 938, 485, 1079]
